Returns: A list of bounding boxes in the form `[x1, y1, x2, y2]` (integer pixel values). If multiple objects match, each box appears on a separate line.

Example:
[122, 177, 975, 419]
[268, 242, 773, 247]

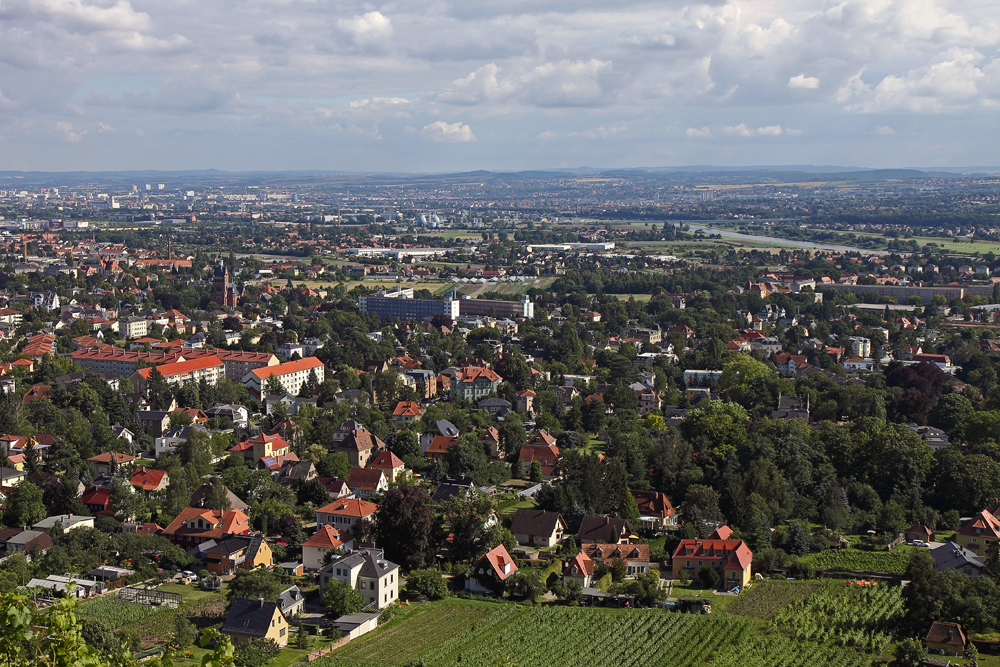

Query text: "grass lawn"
[800, 546, 915, 575]
[669, 581, 742, 613]
[160, 582, 227, 603]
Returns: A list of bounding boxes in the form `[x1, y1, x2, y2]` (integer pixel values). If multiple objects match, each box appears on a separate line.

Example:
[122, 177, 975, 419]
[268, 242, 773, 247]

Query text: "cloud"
[721, 123, 787, 137]
[55, 121, 86, 143]
[422, 121, 476, 142]
[518, 59, 617, 107]
[440, 64, 516, 105]
[686, 126, 713, 138]
[876, 125, 895, 135]
[571, 124, 628, 139]
[338, 11, 393, 49]
[788, 74, 820, 89]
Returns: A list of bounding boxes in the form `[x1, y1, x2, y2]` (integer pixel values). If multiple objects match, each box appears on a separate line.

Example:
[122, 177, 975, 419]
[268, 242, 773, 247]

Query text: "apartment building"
[130, 356, 225, 395]
[242, 356, 325, 399]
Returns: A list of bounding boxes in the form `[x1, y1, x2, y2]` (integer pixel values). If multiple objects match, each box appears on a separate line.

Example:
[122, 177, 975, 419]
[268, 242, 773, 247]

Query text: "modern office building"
[358, 288, 460, 321]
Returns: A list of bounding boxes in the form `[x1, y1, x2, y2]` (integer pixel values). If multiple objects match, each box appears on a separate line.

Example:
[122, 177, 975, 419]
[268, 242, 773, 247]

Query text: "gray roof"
[8, 530, 46, 545]
[931, 541, 985, 573]
[222, 598, 284, 638]
[276, 585, 303, 612]
[33, 514, 94, 530]
[323, 549, 399, 578]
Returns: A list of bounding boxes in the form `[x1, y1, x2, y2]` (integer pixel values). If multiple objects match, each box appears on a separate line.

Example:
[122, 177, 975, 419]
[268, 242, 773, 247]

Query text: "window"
[973, 538, 979, 544]
[361, 581, 367, 589]
[279, 629, 285, 637]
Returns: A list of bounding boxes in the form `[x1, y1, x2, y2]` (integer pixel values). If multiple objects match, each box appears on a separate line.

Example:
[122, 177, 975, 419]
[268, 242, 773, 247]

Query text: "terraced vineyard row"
[325, 601, 880, 667]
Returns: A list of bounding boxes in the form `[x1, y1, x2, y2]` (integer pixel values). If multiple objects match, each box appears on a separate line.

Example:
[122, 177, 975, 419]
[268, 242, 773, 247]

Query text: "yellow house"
[221, 599, 289, 647]
[953, 510, 1000, 554]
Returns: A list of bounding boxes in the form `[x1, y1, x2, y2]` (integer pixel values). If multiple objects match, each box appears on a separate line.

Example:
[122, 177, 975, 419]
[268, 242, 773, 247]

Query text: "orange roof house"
[563, 551, 595, 587]
[466, 544, 518, 595]
[130, 467, 170, 492]
[301, 524, 352, 570]
[346, 468, 388, 499]
[427, 435, 459, 459]
[368, 451, 406, 482]
[631, 490, 677, 529]
[161, 508, 251, 546]
[315, 498, 378, 535]
[392, 400, 422, 423]
[228, 433, 290, 465]
[671, 538, 753, 590]
[953, 509, 1000, 553]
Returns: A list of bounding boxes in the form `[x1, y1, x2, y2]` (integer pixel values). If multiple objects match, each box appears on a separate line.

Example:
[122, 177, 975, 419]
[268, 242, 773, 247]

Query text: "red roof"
[427, 435, 458, 456]
[346, 468, 386, 491]
[135, 355, 224, 379]
[229, 433, 289, 453]
[88, 452, 137, 465]
[316, 498, 378, 518]
[130, 467, 168, 491]
[247, 356, 323, 380]
[457, 366, 502, 384]
[477, 544, 518, 581]
[369, 451, 405, 469]
[392, 400, 422, 417]
[672, 538, 752, 571]
[302, 524, 346, 549]
[161, 507, 251, 540]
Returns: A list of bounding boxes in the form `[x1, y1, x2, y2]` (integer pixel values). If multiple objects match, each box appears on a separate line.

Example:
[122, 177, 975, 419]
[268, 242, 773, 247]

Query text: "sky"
[0, 0, 997, 172]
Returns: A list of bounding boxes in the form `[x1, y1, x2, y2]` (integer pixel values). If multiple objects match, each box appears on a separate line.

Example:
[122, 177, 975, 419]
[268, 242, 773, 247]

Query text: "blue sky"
[0, 0, 997, 171]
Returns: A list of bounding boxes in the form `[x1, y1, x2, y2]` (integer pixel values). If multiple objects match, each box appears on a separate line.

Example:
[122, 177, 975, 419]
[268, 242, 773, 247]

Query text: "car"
[182, 570, 196, 577]
[911, 540, 928, 548]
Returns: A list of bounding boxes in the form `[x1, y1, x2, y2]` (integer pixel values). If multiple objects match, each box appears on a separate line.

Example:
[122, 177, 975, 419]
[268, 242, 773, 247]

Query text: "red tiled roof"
[346, 468, 386, 491]
[316, 498, 378, 518]
[302, 524, 346, 549]
[88, 452, 137, 464]
[247, 356, 323, 380]
[392, 400, 422, 417]
[135, 355, 224, 379]
[478, 544, 518, 581]
[369, 451, 405, 469]
[130, 467, 168, 491]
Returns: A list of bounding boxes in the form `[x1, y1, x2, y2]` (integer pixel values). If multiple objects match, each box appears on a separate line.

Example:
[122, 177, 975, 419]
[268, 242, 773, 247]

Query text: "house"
[190, 482, 250, 512]
[480, 427, 502, 458]
[577, 515, 633, 544]
[221, 598, 290, 647]
[924, 621, 966, 657]
[25, 574, 103, 598]
[316, 498, 378, 534]
[160, 507, 251, 546]
[368, 451, 406, 483]
[509, 508, 567, 547]
[0, 466, 26, 487]
[426, 435, 458, 459]
[135, 410, 172, 437]
[953, 509, 1000, 553]
[478, 397, 512, 419]
[631, 490, 677, 530]
[562, 551, 595, 588]
[242, 356, 325, 400]
[32, 514, 95, 534]
[906, 523, 935, 544]
[391, 400, 422, 424]
[671, 538, 754, 590]
[582, 543, 651, 576]
[771, 395, 810, 421]
[276, 586, 305, 619]
[202, 536, 272, 575]
[514, 389, 536, 415]
[333, 424, 387, 468]
[318, 548, 400, 609]
[6, 530, 52, 556]
[130, 467, 170, 493]
[301, 525, 352, 571]
[346, 468, 388, 499]
[518, 434, 560, 477]
[205, 404, 250, 428]
[87, 452, 137, 477]
[466, 544, 518, 595]
[228, 433, 291, 465]
[81, 487, 113, 515]
[930, 542, 985, 579]
[452, 366, 503, 401]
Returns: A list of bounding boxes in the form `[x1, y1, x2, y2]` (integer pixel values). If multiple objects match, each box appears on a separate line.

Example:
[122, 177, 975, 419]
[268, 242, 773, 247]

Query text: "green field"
[321, 593, 890, 667]
[800, 547, 913, 575]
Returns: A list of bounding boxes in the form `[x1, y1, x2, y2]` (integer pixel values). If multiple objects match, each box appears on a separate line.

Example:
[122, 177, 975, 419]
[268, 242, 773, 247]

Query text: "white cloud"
[518, 59, 617, 107]
[55, 121, 86, 143]
[422, 121, 476, 142]
[686, 126, 713, 138]
[338, 11, 393, 48]
[440, 64, 516, 105]
[788, 74, 820, 89]
[721, 123, 787, 137]
[571, 124, 628, 139]
[876, 125, 895, 135]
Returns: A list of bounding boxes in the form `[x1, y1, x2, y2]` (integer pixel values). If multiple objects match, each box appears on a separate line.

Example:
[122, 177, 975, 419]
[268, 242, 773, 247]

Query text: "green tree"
[3, 481, 46, 528]
[894, 638, 926, 667]
[404, 570, 449, 600]
[373, 486, 437, 570]
[323, 578, 364, 617]
[698, 565, 720, 590]
[234, 638, 281, 667]
[226, 568, 284, 604]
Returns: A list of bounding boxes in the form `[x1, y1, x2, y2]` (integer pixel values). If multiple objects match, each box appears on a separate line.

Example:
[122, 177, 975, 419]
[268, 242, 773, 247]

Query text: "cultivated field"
[322, 594, 888, 667]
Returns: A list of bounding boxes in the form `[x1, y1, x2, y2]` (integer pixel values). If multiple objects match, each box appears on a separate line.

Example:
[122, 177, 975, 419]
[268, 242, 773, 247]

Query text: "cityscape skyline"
[0, 0, 996, 172]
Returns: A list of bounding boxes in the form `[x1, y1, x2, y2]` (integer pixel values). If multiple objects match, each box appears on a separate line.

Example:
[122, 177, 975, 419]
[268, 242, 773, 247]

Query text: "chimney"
[258, 597, 264, 607]
[948, 629, 954, 641]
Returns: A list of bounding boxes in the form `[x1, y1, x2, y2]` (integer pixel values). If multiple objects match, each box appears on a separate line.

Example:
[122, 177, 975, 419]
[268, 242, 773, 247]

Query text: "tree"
[404, 569, 449, 600]
[681, 485, 725, 537]
[173, 616, 198, 648]
[264, 374, 284, 396]
[610, 557, 627, 582]
[226, 568, 284, 604]
[3, 481, 46, 528]
[698, 565, 720, 590]
[206, 477, 233, 511]
[529, 460, 543, 482]
[234, 638, 281, 667]
[894, 638, 926, 667]
[505, 569, 544, 602]
[373, 486, 437, 570]
[147, 366, 170, 410]
[323, 578, 364, 617]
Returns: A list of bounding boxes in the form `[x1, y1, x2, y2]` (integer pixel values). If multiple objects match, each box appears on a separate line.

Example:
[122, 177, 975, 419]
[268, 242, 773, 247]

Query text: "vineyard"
[324, 599, 879, 667]
[725, 580, 822, 620]
[772, 581, 904, 652]
[802, 548, 911, 575]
